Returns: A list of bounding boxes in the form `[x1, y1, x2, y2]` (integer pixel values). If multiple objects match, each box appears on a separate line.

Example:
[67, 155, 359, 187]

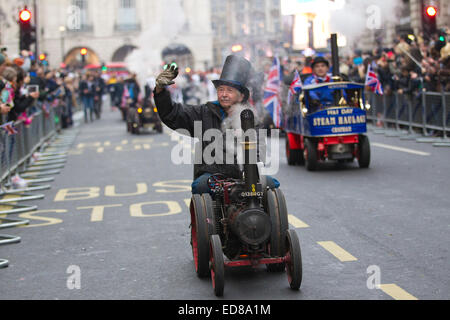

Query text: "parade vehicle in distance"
[126, 99, 163, 135]
[284, 34, 371, 171]
[84, 62, 130, 78]
[284, 82, 371, 170]
[189, 109, 302, 297]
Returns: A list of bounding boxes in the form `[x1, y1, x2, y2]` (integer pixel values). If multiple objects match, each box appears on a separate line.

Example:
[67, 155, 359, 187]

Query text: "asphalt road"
[1, 106, 449, 301]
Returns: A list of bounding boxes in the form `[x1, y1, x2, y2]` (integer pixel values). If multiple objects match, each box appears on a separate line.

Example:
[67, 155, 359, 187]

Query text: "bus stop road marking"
[371, 142, 430, 156]
[378, 284, 418, 300]
[317, 241, 358, 262]
[288, 215, 309, 229]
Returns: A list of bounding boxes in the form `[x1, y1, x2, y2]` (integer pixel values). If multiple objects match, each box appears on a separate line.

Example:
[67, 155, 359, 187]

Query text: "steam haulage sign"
[306, 107, 367, 136]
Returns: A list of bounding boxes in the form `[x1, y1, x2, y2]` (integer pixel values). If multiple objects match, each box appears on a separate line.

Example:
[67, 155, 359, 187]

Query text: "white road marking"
[371, 142, 430, 156]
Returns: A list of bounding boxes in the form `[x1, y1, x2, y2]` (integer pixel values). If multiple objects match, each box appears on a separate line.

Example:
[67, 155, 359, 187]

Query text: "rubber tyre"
[190, 194, 211, 278]
[155, 122, 163, 133]
[286, 230, 302, 290]
[304, 139, 318, 171]
[210, 234, 225, 297]
[265, 189, 288, 272]
[286, 138, 304, 166]
[358, 135, 371, 169]
[131, 124, 139, 135]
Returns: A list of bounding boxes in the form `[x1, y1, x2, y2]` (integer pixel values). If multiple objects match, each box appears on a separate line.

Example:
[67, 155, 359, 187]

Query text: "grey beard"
[220, 102, 255, 132]
[219, 103, 261, 168]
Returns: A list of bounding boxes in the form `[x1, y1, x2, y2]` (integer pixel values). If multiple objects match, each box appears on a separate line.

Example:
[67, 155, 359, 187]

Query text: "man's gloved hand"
[156, 63, 179, 89]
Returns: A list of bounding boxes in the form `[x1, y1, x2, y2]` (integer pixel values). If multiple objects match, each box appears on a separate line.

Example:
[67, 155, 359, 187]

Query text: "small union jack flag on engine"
[287, 70, 302, 105]
[264, 57, 283, 128]
[365, 64, 384, 95]
[1, 122, 18, 135]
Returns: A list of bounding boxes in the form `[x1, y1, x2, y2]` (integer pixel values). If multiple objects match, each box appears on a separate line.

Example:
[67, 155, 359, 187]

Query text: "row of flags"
[263, 57, 384, 128]
[0, 104, 49, 137]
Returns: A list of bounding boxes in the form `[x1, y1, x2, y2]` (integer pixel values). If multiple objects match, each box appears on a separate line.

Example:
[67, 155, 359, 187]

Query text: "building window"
[116, 0, 140, 31]
[71, 0, 89, 30]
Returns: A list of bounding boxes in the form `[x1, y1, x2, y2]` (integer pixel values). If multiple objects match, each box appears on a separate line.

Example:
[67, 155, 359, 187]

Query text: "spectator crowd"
[2, 27, 449, 132]
[280, 28, 450, 97]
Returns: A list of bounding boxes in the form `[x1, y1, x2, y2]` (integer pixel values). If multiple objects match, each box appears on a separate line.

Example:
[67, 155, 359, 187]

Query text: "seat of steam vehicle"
[191, 172, 280, 196]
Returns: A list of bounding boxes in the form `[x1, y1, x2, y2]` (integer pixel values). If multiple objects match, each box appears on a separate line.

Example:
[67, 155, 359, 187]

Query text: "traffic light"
[39, 53, 48, 66]
[80, 47, 88, 63]
[18, 7, 36, 51]
[422, 1, 438, 36]
[435, 29, 447, 51]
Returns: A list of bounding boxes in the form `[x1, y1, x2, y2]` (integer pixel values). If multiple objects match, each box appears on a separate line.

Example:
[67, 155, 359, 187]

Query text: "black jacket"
[79, 80, 96, 98]
[154, 88, 242, 179]
[8, 89, 34, 122]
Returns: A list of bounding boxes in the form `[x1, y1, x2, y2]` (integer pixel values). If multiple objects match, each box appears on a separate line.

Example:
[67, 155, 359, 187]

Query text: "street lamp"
[231, 44, 243, 53]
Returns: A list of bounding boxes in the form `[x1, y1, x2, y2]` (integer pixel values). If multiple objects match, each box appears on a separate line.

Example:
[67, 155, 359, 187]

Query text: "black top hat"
[212, 55, 253, 101]
[311, 56, 330, 68]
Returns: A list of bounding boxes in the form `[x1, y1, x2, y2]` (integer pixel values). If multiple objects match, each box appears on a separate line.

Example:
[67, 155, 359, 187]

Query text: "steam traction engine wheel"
[210, 234, 225, 297]
[358, 135, 371, 169]
[285, 229, 302, 290]
[190, 194, 216, 278]
[265, 188, 289, 272]
[304, 138, 318, 171]
[286, 137, 304, 166]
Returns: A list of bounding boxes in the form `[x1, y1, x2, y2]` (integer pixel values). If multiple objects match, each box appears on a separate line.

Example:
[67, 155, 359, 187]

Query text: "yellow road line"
[378, 284, 418, 300]
[317, 241, 358, 262]
[288, 215, 309, 228]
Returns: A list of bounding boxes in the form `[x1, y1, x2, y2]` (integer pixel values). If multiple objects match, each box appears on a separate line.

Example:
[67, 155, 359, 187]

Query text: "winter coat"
[8, 88, 34, 122]
[154, 88, 262, 180]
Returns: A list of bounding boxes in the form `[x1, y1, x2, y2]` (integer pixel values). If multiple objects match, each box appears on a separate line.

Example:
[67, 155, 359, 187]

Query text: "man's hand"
[155, 63, 179, 90]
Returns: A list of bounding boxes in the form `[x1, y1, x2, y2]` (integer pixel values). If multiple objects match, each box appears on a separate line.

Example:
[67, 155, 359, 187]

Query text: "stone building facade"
[0, 0, 213, 72]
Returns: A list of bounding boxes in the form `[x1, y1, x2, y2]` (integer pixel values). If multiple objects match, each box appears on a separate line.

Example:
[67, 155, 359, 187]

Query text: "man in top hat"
[304, 56, 335, 108]
[154, 55, 280, 195]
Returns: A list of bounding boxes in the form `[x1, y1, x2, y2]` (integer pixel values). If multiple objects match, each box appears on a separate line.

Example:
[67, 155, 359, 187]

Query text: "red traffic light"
[426, 6, 437, 17]
[19, 9, 32, 22]
[80, 48, 88, 56]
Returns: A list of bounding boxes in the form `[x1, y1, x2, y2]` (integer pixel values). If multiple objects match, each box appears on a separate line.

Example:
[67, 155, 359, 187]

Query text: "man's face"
[313, 62, 329, 78]
[217, 85, 244, 111]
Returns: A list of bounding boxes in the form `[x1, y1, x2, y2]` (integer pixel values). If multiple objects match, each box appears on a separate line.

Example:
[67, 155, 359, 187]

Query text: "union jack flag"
[365, 64, 384, 95]
[264, 57, 283, 128]
[1, 122, 18, 135]
[287, 70, 302, 105]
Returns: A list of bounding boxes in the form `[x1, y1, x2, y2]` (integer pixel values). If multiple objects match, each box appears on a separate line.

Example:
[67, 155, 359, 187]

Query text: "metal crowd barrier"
[366, 90, 450, 147]
[0, 103, 64, 268]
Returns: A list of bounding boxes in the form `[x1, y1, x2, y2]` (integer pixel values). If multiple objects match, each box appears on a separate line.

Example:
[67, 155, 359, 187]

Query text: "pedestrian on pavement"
[79, 74, 95, 123]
